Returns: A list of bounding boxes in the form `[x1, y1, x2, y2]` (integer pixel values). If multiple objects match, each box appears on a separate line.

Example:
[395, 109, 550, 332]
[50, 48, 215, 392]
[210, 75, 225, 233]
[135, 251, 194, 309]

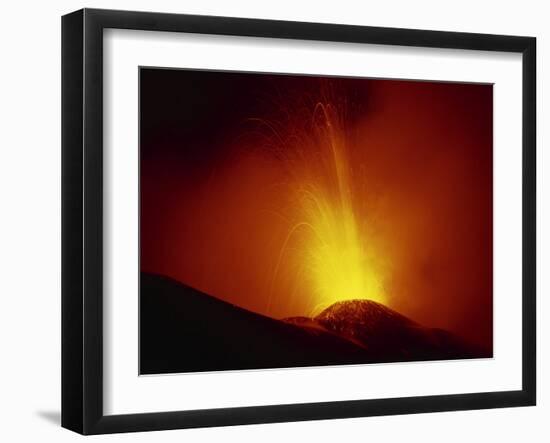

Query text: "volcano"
[140, 273, 490, 375]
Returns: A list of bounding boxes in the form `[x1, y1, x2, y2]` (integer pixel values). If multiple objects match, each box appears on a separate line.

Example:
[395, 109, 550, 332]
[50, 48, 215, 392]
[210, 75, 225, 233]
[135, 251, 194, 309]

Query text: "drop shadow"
[36, 410, 61, 426]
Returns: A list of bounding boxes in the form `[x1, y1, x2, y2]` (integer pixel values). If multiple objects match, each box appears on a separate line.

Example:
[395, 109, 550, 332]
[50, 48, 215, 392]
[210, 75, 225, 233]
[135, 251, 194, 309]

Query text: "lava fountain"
[256, 95, 389, 316]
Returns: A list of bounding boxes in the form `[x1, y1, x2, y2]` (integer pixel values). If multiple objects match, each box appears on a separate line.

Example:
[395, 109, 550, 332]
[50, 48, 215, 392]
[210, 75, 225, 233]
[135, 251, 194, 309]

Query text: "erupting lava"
[260, 98, 389, 316]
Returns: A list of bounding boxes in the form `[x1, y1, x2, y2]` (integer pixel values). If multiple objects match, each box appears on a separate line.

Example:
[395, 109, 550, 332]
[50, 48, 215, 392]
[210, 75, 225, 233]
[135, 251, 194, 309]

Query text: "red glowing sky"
[140, 69, 493, 350]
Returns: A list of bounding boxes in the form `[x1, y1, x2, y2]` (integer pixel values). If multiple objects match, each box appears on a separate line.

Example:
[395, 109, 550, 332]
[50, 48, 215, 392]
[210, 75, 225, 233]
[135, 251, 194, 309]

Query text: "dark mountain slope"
[141, 273, 372, 374]
[312, 300, 487, 361]
[140, 273, 490, 374]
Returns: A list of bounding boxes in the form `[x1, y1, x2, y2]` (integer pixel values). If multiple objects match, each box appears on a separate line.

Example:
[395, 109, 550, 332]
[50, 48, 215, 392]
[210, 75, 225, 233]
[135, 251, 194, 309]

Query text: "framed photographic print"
[61, 8, 536, 435]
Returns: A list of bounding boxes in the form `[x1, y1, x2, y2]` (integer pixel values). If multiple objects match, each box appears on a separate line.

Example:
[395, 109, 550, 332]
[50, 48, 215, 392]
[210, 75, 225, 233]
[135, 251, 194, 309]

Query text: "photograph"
[139, 68, 494, 375]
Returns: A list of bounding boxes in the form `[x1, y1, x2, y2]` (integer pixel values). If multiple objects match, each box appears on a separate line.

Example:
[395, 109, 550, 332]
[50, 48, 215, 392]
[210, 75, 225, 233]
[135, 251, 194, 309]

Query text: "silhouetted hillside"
[140, 273, 490, 374]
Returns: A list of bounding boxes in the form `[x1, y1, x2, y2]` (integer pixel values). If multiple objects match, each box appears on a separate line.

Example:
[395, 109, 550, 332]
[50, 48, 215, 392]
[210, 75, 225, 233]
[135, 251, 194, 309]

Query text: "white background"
[0, 0, 546, 442]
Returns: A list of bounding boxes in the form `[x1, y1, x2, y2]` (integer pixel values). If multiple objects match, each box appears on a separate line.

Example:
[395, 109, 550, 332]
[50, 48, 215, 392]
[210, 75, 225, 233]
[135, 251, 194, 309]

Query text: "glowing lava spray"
[256, 91, 389, 316]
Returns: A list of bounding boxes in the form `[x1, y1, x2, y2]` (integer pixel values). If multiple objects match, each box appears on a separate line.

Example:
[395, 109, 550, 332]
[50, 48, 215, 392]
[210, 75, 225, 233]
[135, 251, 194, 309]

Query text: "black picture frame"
[62, 8, 536, 435]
